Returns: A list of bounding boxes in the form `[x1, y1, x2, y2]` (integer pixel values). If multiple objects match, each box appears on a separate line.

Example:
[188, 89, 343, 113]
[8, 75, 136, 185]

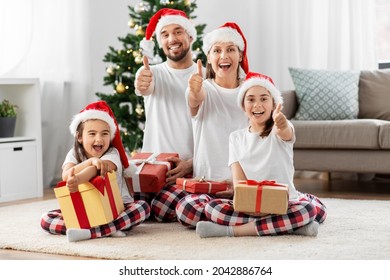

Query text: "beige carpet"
[1, 198, 389, 260]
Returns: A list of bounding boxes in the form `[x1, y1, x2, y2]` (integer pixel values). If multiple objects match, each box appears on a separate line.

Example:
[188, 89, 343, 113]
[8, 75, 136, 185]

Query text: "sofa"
[281, 68, 390, 176]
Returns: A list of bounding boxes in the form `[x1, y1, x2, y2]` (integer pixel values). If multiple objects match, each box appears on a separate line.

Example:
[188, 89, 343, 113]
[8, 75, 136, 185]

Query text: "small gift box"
[54, 172, 125, 229]
[175, 177, 228, 194]
[126, 152, 178, 194]
[233, 180, 289, 215]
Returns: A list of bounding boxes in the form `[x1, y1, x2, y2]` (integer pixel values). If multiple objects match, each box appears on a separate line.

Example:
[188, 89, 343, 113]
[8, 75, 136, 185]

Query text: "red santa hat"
[202, 22, 249, 74]
[69, 100, 135, 177]
[237, 72, 283, 110]
[140, 8, 197, 52]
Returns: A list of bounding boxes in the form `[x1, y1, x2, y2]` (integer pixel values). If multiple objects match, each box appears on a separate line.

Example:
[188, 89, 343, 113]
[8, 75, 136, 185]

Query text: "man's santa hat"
[140, 8, 197, 53]
[69, 100, 136, 177]
[237, 72, 283, 110]
[202, 22, 249, 74]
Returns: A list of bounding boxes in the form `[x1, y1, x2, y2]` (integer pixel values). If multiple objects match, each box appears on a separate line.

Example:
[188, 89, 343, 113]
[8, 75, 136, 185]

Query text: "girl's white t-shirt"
[63, 147, 133, 203]
[229, 124, 299, 201]
[136, 62, 197, 161]
[190, 79, 248, 181]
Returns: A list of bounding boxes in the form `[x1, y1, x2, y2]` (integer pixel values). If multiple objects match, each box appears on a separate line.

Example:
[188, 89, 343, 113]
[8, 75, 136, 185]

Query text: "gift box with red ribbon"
[175, 177, 229, 194]
[54, 172, 125, 229]
[125, 152, 178, 194]
[233, 180, 289, 215]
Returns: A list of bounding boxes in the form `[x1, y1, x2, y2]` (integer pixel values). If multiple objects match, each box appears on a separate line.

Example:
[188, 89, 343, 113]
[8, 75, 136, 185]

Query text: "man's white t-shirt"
[63, 147, 133, 203]
[190, 79, 248, 181]
[136, 62, 197, 161]
[228, 124, 299, 201]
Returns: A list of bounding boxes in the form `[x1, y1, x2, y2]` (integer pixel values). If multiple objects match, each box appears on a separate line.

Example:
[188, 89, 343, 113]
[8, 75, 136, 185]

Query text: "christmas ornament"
[134, 1, 151, 13]
[135, 104, 144, 116]
[136, 26, 145, 36]
[106, 65, 115, 75]
[116, 82, 126, 94]
[128, 18, 136, 28]
[135, 55, 143, 64]
[119, 102, 133, 114]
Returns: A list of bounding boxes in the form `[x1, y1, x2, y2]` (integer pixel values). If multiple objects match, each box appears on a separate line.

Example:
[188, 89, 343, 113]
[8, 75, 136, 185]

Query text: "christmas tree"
[96, 0, 206, 154]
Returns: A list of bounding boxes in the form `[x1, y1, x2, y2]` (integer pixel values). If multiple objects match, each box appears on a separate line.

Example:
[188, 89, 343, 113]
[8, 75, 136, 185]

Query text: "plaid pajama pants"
[176, 192, 327, 233]
[40, 200, 150, 238]
[133, 184, 189, 222]
[205, 192, 327, 236]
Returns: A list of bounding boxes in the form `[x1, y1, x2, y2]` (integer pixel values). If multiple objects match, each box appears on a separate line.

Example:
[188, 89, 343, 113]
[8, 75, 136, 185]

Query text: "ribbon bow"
[129, 153, 172, 192]
[245, 180, 283, 187]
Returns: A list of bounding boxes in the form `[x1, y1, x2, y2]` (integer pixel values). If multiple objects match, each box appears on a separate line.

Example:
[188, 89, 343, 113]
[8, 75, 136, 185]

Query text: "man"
[134, 8, 200, 222]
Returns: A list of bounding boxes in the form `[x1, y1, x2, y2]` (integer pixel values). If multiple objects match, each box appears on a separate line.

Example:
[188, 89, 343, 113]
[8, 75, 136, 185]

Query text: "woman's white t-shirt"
[229, 124, 299, 201]
[190, 79, 248, 181]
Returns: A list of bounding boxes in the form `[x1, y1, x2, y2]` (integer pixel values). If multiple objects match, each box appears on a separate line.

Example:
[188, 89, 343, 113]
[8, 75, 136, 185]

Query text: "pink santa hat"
[69, 100, 135, 177]
[140, 8, 197, 53]
[202, 22, 249, 74]
[237, 72, 283, 110]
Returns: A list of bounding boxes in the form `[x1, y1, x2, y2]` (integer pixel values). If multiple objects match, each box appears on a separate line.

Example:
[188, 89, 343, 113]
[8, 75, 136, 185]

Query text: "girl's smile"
[77, 119, 111, 159]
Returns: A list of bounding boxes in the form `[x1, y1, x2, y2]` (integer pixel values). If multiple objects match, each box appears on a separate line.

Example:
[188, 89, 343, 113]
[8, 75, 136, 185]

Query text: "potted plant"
[0, 99, 18, 137]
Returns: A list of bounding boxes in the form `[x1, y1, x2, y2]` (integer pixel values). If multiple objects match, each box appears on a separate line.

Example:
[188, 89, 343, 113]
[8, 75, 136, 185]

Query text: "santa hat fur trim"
[202, 22, 249, 74]
[140, 8, 196, 51]
[69, 109, 116, 139]
[237, 72, 283, 110]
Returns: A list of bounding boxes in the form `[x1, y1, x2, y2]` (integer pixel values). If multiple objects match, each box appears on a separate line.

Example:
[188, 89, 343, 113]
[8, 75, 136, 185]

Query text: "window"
[376, 0, 390, 68]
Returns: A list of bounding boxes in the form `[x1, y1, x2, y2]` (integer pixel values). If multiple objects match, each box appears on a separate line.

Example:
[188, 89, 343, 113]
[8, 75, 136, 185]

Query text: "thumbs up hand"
[273, 103, 293, 141]
[272, 103, 287, 131]
[66, 167, 79, 193]
[135, 56, 153, 92]
[188, 59, 204, 95]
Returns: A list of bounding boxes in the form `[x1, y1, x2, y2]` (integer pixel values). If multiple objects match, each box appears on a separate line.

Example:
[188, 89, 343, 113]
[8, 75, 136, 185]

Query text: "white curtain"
[0, 0, 93, 187]
[196, 0, 377, 90]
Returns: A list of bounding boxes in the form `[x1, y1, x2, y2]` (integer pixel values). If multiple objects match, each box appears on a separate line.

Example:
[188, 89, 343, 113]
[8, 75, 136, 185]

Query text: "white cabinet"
[0, 78, 43, 203]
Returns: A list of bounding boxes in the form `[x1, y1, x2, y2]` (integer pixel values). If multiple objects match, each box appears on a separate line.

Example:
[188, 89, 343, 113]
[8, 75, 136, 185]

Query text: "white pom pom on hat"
[237, 72, 283, 110]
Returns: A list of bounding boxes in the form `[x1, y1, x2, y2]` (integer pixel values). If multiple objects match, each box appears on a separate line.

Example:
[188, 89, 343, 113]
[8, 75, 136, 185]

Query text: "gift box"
[126, 152, 178, 193]
[233, 180, 288, 215]
[54, 172, 125, 229]
[175, 177, 228, 194]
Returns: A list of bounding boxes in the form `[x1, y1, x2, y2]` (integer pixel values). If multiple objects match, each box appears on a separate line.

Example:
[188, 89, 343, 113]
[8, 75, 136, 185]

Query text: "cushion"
[358, 70, 390, 121]
[288, 67, 360, 120]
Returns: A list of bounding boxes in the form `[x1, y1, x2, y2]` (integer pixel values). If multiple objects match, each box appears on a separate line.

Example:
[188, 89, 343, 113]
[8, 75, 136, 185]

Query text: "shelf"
[0, 78, 43, 202]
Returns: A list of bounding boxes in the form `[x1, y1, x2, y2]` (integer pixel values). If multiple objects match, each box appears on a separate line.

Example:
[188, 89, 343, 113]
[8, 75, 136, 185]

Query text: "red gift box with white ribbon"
[175, 177, 228, 194]
[125, 152, 178, 194]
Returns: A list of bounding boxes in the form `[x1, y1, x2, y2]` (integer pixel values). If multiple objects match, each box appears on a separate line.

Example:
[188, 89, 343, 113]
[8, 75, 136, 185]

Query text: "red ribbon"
[245, 180, 284, 212]
[57, 174, 119, 229]
[90, 175, 119, 219]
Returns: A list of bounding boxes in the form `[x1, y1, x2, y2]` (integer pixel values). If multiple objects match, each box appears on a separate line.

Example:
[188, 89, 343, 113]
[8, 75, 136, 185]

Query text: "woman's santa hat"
[237, 72, 283, 110]
[69, 100, 136, 177]
[202, 22, 249, 74]
[140, 8, 197, 53]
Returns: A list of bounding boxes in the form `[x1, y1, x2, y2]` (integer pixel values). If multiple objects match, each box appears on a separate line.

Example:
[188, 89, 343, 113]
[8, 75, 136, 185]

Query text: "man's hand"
[165, 157, 193, 185]
[215, 180, 234, 199]
[135, 56, 153, 92]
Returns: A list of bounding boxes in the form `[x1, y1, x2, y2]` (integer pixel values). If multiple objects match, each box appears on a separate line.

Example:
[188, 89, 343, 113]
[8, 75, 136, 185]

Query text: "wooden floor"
[1, 173, 390, 260]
